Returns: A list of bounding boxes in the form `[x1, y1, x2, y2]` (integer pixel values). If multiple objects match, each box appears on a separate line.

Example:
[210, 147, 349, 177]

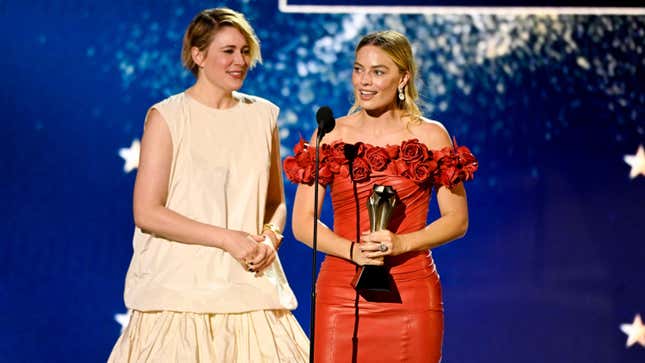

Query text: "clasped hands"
[352, 229, 403, 266]
[228, 230, 277, 275]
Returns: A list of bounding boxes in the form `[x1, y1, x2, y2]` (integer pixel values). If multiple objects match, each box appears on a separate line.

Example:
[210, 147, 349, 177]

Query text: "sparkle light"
[102, 10, 643, 170]
[620, 314, 645, 348]
[114, 310, 132, 334]
[119, 139, 140, 173]
[624, 144, 645, 180]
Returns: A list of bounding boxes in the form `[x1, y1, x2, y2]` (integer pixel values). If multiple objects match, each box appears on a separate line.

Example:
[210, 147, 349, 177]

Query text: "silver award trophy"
[351, 184, 397, 292]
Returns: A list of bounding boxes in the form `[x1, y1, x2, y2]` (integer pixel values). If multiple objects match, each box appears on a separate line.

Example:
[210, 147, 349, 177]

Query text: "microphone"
[316, 106, 336, 141]
[343, 143, 358, 164]
[310, 105, 335, 363]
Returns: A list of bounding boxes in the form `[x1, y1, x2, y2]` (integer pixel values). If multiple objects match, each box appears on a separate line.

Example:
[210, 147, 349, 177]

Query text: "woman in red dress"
[284, 30, 478, 362]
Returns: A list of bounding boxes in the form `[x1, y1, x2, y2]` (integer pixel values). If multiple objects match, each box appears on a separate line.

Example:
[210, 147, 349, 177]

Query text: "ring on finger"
[379, 243, 388, 252]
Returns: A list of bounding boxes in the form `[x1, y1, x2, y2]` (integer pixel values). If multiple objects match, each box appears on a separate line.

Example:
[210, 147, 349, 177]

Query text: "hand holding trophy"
[351, 184, 397, 292]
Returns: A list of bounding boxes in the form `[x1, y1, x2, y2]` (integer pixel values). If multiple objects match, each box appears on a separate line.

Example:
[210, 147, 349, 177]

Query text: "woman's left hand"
[360, 230, 405, 257]
[247, 236, 276, 275]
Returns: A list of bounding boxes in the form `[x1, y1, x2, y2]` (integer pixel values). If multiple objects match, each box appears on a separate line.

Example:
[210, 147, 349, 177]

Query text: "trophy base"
[351, 265, 392, 292]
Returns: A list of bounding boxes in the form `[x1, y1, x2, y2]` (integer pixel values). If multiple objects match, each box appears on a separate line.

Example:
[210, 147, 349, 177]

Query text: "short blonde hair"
[349, 30, 422, 125]
[181, 8, 262, 77]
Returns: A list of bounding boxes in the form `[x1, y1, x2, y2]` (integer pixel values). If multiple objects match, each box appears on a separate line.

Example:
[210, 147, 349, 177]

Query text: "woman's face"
[195, 26, 250, 93]
[352, 45, 407, 112]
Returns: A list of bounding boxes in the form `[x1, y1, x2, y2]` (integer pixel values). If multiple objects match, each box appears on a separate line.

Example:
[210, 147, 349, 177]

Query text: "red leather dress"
[283, 138, 477, 363]
[316, 171, 443, 363]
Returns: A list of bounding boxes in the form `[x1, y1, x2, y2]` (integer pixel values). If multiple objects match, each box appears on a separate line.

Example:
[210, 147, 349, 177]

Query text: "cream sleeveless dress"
[108, 92, 308, 362]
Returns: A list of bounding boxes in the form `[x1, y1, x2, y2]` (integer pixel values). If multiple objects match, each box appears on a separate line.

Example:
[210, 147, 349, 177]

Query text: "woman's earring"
[398, 87, 405, 101]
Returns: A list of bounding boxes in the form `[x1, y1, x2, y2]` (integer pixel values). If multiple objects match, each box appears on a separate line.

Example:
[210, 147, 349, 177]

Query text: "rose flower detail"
[400, 139, 429, 162]
[282, 138, 316, 185]
[350, 157, 371, 182]
[365, 146, 389, 171]
[283, 137, 478, 188]
[407, 160, 438, 184]
[433, 138, 478, 188]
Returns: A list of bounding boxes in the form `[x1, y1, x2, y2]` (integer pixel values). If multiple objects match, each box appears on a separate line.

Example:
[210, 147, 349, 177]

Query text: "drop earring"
[398, 87, 405, 101]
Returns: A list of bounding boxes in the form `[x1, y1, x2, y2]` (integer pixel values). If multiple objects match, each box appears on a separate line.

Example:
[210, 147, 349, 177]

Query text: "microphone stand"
[344, 145, 361, 363]
[310, 132, 323, 363]
[309, 106, 334, 363]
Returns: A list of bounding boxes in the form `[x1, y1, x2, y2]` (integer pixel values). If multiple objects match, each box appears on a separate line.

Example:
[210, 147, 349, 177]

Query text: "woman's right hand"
[225, 230, 264, 266]
[350, 242, 385, 266]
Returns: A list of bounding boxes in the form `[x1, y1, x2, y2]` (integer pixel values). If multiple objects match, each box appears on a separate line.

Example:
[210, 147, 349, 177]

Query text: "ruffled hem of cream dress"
[108, 309, 309, 363]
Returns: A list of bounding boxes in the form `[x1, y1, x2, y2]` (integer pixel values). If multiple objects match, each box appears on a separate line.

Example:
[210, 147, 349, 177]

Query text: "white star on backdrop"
[620, 314, 645, 348]
[119, 139, 140, 173]
[114, 310, 132, 333]
[623, 144, 645, 180]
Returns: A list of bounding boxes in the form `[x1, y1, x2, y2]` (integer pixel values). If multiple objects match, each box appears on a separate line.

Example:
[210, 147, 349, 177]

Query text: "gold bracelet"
[262, 223, 284, 243]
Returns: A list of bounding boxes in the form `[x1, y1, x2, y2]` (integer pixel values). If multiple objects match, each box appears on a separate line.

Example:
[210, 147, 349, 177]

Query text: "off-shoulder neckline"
[318, 138, 450, 151]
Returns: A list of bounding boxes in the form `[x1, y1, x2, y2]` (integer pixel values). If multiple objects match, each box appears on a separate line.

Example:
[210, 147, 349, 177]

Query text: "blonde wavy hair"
[349, 30, 422, 125]
[181, 8, 262, 77]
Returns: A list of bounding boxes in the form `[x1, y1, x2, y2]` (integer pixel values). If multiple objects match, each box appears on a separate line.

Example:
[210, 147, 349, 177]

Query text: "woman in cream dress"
[108, 8, 308, 362]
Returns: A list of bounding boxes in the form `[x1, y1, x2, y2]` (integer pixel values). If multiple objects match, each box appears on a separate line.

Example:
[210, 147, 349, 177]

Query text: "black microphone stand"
[343, 144, 361, 363]
[310, 106, 334, 363]
[310, 131, 323, 363]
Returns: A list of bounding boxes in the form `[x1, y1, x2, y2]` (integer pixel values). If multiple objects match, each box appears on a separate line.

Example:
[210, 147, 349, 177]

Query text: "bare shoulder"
[144, 107, 169, 133]
[319, 113, 357, 144]
[411, 117, 452, 150]
[146, 107, 164, 122]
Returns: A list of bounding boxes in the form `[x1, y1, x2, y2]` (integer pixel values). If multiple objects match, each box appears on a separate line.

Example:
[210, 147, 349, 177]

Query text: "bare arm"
[248, 121, 287, 272]
[261, 124, 287, 244]
[361, 122, 469, 256]
[132, 108, 261, 262]
[363, 183, 468, 256]
[291, 131, 383, 266]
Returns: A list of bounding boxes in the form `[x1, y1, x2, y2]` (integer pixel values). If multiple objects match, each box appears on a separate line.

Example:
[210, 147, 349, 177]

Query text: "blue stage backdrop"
[1, 1, 644, 362]
[283, 0, 644, 8]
